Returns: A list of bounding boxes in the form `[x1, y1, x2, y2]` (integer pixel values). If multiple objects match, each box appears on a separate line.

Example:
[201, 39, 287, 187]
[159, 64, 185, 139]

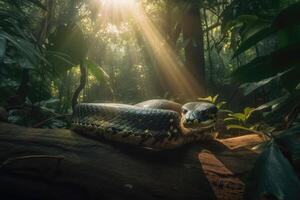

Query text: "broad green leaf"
[240, 18, 270, 41]
[276, 126, 300, 161]
[232, 43, 300, 84]
[255, 94, 290, 111]
[223, 15, 259, 33]
[280, 136, 300, 161]
[245, 142, 300, 200]
[276, 125, 300, 140]
[232, 27, 274, 58]
[252, 141, 272, 151]
[233, 2, 300, 58]
[239, 70, 291, 96]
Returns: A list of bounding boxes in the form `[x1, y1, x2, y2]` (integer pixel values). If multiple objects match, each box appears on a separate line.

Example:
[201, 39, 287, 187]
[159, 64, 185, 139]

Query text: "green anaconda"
[72, 99, 218, 150]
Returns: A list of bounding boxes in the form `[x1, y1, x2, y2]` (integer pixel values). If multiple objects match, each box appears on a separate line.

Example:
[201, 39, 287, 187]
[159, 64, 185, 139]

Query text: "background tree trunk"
[182, 3, 206, 95]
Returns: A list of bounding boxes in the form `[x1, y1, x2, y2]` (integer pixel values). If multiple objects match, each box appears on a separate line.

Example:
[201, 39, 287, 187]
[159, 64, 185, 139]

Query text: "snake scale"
[72, 99, 218, 150]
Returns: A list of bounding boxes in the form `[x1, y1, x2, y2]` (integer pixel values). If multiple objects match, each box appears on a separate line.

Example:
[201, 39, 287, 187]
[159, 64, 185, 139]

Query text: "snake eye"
[182, 108, 188, 114]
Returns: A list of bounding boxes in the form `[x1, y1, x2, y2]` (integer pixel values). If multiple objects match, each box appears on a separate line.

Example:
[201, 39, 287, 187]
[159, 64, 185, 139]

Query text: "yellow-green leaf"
[229, 113, 246, 122]
[212, 94, 219, 104]
[217, 101, 226, 109]
[198, 96, 213, 103]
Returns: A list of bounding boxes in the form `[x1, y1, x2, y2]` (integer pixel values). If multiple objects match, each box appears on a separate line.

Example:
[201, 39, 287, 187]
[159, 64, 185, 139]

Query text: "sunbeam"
[98, 0, 205, 98]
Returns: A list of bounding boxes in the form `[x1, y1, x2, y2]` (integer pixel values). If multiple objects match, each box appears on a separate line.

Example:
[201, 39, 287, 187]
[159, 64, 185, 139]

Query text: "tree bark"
[182, 3, 206, 95]
[204, 9, 214, 85]
[0, 122, 263, 200]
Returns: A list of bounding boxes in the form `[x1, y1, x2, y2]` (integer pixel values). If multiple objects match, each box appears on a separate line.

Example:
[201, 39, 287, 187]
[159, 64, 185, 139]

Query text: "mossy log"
[0, 122, 264, 200]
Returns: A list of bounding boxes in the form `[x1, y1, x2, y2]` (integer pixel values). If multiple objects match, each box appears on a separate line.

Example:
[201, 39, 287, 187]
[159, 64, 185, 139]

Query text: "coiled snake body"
[72, 99, 218, 150]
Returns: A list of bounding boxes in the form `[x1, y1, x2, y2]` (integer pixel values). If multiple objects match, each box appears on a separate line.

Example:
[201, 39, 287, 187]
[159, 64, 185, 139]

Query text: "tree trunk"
[204, 9, 214, 85]
[0, 122, 263, 200]
[182, 3, 206, 95]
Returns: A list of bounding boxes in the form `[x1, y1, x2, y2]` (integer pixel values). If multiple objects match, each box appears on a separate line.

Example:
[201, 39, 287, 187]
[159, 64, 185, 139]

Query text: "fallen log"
[0, 122, 264, 200]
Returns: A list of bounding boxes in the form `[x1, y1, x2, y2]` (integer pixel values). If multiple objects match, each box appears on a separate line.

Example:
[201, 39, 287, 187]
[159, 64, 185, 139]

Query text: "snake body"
[72, 99, 218, 150]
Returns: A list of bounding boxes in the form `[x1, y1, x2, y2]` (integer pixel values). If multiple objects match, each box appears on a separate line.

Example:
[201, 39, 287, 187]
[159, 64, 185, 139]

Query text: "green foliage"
[246, 142, 300, 200]
[225, 107, 255, 123]
[1, 0, 46, 10]
[85, 59, 110, 82]
[233, 2, 300, 57]
[198, 94, 226, 109]
[239, 70, 291, 96]
[0, 0, 50, 102]
[230, 2, 300, 93]
[276, 125, 300, 161]
[0, 3, 46, 69]
[85, 59, 114, 95]
[255, 94, 290, 114]
[224, 106, 277, 137]
[47, 23, 88, 74]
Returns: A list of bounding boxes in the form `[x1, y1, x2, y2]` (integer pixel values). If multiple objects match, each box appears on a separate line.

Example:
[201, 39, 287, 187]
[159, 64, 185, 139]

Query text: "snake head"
[181, 102, 218, 130]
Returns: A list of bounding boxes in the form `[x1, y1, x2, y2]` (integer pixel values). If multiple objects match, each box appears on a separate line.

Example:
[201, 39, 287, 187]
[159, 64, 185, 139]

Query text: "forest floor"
[0, 122, 265, 200]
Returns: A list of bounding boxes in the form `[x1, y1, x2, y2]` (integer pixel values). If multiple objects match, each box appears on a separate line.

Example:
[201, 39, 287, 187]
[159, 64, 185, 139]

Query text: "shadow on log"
[0, 123, 264, 200]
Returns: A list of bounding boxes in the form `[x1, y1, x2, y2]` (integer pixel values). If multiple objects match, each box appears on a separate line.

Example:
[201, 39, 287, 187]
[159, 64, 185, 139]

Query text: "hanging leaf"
[245, 142, 300, 200]
[85, 59, 110, 82]
[46, 50, 75, 71]
[47, 23, 87, 67]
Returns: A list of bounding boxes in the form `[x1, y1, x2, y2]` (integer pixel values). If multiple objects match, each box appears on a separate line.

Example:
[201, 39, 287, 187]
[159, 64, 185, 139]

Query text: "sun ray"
[98, 0, 205, 99]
